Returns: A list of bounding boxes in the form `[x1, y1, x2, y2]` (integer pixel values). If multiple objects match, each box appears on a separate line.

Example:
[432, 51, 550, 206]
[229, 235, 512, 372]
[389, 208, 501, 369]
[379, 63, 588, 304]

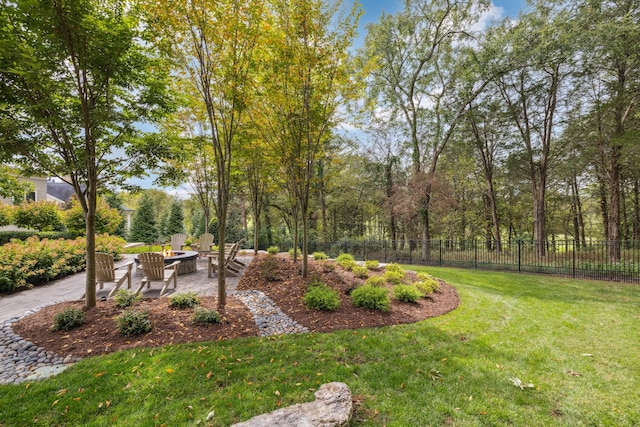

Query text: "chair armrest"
[165, 261, 181, 269]
[115, 260, 135, 270]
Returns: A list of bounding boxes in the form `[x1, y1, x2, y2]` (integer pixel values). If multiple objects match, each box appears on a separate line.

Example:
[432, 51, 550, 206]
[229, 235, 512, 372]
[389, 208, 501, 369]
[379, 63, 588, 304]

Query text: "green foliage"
[352, 265, 369, 278]
[13, 201, 65, 232]
[365, 276, 386, 287]
[338, 258, 356, 271]
[415, 274, 440, 295]
[0, 234, 125, 291]
[384, 269, 405, 285]
[393, 284, 422, 303]
[128, 193, 159, 244]
[351, 284, 391, 312]
[303, 280, 341, 311]
[335, 253, 355, 263]
[260, 255, 280, 281]
[318, 260, 336, 272]
[385, 263, 404, 273]
[313, 251, 328, 260]
[113, 290, 142, 308]
[0, 204, 14, 226]
[192, 306, 221, 326]
[288, 247, 301, 258]
[169, 291, 201, 309]
[364, 259, 380, 269]
[0, 230, 75, 246]
[117, 309, 152, 336]
[266, 246, 279, 255]
[64, 197, 123, 236]
[52, 307, 85, 331]
[165, 200, 185, 237]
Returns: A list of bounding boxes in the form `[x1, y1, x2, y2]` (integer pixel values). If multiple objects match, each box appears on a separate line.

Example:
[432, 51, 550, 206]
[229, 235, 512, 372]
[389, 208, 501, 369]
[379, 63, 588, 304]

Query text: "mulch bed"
[12, 254, 459, 359]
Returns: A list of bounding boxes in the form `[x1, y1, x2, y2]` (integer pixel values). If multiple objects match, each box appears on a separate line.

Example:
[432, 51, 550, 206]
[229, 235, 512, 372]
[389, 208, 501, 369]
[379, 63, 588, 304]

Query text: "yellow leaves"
[94, 371, 106, 378]
[98, 401, 111, 409]
[206, 371, 213, 379]
[56, 389, 67, 397]
[165, 368, 174, 374]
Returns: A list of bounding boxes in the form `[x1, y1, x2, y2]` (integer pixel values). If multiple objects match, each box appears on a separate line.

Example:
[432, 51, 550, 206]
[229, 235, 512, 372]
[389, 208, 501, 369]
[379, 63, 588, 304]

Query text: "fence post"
[409, 240, 412, 265]
[572, 240, 576, 279]
[384, 240, 387, 263]
[474, 240, 478, 269]
[439, 240, 443, 266]
[518, 240, 522, 273]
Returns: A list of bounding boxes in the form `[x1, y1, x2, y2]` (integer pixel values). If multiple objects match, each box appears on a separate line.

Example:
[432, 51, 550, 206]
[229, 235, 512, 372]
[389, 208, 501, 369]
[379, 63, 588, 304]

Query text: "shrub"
[52, 307, 85, 331]
[364, 259, 380, 270]
[117, 309, 152, 336]
[64, 197, 123, 236]
[352, 265, 369, 279]
[260, 255, 280, 281]
[113, 290, 142, 308]
[304, 282, 341, 311]
[336, 253, 354, 263]
[313, 251, 328, 260]
[393, 284, 422, 303]
[385, 263, 404, 273]
[192, 307, 221, 326]
[0, 204, 14, 227]
[14, 201, 65, 231]
[288, 247, 301, 258]
[338, 258, 356, 271]
[318, 260, 336, 273]
[351, 285, 391, 312]
[384, 270, 405, 285]
[415, 276, 441, 295]
[365, 276, 386, 287]
[170, 291, 201, 309]
[266, 246, 279, 255]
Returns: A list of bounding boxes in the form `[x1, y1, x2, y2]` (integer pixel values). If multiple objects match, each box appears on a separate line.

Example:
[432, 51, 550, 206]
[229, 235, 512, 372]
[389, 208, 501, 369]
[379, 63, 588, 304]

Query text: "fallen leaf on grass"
[567, 370, 582, 377]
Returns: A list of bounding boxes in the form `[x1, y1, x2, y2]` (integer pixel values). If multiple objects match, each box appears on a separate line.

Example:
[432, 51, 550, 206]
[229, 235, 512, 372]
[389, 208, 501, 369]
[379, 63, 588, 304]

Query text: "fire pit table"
[134, 250, 199, 275]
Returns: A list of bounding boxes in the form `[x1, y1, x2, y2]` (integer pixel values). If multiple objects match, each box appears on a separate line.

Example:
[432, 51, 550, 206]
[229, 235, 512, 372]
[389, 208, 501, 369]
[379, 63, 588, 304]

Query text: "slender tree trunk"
[633, 180, 639, 241]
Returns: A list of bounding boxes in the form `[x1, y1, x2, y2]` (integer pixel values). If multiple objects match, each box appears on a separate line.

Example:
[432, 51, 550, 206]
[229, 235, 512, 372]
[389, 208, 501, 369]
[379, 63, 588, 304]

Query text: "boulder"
[231, 382, 352, 427]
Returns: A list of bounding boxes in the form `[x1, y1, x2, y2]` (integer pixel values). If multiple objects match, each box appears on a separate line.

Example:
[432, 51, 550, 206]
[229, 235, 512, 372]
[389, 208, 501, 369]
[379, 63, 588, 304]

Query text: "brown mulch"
[11, 254, 459, 360]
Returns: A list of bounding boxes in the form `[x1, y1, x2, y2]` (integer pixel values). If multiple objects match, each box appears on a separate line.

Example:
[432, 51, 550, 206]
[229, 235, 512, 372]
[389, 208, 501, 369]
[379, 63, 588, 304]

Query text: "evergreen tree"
[165, 200, 185, 237]
[128, 192, 159, 244]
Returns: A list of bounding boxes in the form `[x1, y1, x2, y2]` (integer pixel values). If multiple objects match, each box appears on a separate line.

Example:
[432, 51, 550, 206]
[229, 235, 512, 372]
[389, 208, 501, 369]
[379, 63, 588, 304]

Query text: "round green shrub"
[365, 276, 386, 287]
[352, 265, 369, 279]
[192, 307, 221, 326]
[266, 246, 279, 255]
[304, 283, 341, 311]
[52, 307, 85, 331]
[113, 290, 142, 308]
[169, 291, 201, 309]
[335, 253, 354, 263]
[117, 309, 152, 336]
[351, 285, 391, 312]
[393, 284, 422, 303]
[313, 251, 328, 260]
[385, 263, 404, 273]
[364, 259, 380, 270]
[288, 247, 301, 257]
[338, 259, 357, 271]
[415, 276, 441, 295]
[384, 270, 405, 285]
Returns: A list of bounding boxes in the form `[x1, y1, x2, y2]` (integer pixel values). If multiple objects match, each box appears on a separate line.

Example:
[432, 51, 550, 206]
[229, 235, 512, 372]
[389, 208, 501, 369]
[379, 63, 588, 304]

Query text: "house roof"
[47, 181, 76, 203]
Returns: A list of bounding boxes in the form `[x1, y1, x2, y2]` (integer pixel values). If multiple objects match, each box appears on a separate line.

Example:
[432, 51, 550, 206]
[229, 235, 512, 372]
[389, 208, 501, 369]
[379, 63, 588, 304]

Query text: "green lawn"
[1, 267, 639, 426]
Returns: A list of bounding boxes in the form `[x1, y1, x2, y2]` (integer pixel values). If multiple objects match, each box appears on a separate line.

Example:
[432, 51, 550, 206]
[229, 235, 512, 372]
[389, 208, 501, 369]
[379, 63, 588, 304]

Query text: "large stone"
[231, 382, 352, 427]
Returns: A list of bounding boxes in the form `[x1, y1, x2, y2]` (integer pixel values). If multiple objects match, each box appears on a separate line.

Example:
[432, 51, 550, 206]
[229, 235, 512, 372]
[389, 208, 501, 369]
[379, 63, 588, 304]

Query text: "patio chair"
[208, 241, 242, 278]
[135, 252, 180, 296]
[170, 233, 187, 251]
[91, 252, 134, 298]
[193, 232, 215, 257]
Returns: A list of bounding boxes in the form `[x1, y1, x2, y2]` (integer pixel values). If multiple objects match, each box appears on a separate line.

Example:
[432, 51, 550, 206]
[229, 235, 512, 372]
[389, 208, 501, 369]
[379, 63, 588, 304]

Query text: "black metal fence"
[281, 239, 640, 284]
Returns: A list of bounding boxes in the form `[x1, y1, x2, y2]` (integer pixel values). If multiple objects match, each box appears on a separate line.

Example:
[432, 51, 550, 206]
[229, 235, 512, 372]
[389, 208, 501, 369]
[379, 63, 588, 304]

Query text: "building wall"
[0, 176, 49, 205]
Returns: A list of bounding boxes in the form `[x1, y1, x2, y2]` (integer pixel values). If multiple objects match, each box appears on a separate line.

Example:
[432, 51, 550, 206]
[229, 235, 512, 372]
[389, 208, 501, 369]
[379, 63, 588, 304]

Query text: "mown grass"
[1, 267, 639, 426]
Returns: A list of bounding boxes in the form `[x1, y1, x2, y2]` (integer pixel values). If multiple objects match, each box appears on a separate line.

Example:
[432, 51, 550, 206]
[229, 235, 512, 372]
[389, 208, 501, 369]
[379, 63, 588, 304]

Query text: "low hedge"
[0, 231, 78, 246]
[0, 234, 126, 292]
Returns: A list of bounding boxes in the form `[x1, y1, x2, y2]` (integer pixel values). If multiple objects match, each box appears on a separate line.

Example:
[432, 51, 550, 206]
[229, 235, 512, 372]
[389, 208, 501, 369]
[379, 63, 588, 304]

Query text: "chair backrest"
[95, 252, 116, 282]
[138, 252, 166, 280]
[198, 233, 214, 251]
[170, 233, 187, 251]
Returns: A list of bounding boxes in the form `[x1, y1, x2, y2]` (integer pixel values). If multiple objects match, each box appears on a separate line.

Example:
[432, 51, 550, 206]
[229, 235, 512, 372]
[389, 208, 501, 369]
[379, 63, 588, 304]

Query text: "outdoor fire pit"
[134, 250, 198, 275]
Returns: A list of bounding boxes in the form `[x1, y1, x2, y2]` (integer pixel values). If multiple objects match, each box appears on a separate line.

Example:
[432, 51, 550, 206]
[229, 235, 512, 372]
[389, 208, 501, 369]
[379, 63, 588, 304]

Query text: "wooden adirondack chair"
[170, 233, 187, 251]
[193, 232, 215, 257]
[207, 241, 243, 278]
[92, 252, 134, 298]
[136, 252, 180, 296]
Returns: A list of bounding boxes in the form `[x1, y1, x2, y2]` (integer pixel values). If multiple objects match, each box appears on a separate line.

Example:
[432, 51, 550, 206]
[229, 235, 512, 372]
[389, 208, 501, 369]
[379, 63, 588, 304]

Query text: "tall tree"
[146, 0, 264, 308]
[0, 0, 173, 307]
[129, 192, 159, 244]
[363, 0, 492, 258]
[254, 0, 361, 277]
